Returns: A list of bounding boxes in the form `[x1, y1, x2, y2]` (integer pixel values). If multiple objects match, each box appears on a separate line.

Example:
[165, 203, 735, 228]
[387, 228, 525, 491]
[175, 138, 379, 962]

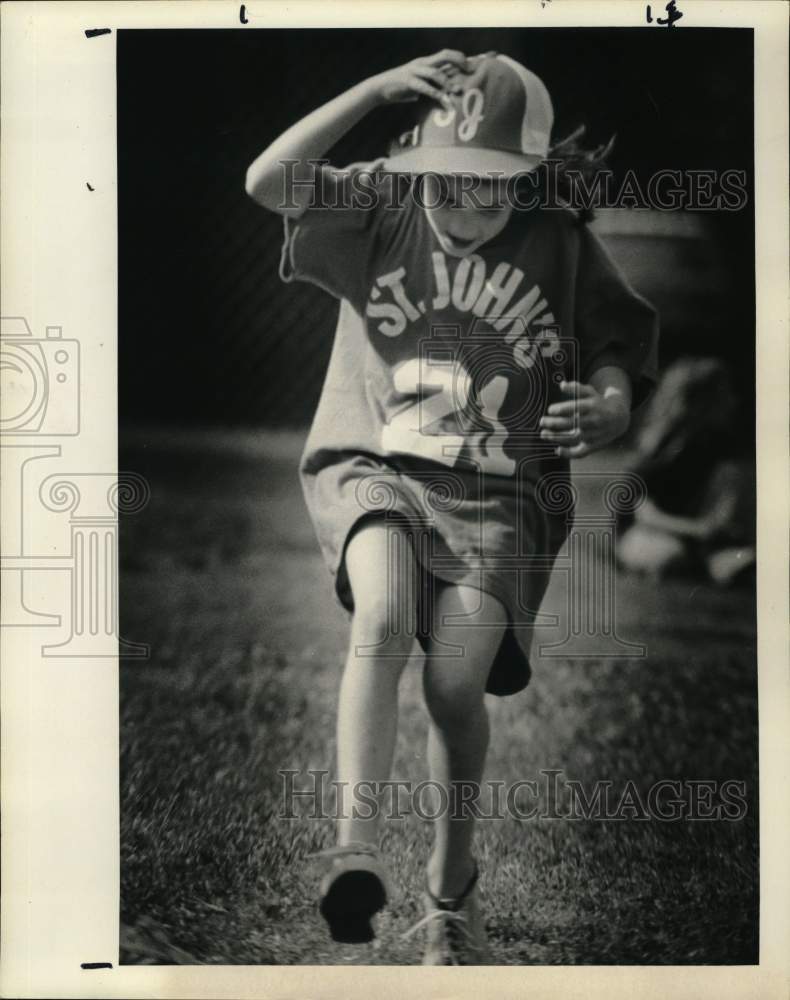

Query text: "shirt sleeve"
[279, 160, 388, 311]
[575, 224, 659, 408]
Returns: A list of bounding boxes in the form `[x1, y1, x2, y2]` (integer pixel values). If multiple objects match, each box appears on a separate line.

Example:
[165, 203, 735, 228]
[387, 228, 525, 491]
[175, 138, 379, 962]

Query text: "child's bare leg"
[422, 585, 506, 897]
[336, 520, 418, 847]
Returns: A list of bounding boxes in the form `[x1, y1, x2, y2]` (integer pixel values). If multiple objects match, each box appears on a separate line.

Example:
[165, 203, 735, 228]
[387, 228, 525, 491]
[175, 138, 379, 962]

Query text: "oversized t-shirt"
[283, 164, 658, 482]
[278, 163, 658, 696]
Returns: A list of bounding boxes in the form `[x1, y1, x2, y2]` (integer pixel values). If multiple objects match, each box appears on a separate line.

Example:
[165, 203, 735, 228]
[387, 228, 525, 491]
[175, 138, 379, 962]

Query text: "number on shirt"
[380, 356, 516, 476]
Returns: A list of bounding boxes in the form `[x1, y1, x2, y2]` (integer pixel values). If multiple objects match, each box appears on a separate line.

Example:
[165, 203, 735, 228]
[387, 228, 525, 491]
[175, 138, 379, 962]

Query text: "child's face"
[421, 174, 513, 258]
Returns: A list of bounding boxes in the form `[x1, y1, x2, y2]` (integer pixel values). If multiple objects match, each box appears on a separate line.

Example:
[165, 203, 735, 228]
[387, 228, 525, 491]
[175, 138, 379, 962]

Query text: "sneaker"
[401, 864, 491, 965]
[307, 841, 389, 944]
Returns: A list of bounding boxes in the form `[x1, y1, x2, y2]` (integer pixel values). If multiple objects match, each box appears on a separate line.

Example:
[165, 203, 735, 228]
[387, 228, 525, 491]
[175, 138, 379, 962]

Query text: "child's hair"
[524, 125, 616, 225]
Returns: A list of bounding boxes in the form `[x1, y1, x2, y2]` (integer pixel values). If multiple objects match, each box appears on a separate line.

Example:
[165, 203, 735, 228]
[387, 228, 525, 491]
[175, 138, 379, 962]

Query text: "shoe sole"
[319, 869, 387, 944]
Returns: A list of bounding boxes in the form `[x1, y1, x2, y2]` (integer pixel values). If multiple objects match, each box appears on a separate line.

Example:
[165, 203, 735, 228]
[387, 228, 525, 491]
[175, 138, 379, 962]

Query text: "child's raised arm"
[245, 50, 470, 217]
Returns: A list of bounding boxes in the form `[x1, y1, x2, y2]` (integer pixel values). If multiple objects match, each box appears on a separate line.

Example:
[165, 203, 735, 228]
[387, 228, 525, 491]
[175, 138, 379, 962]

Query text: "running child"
[245, 49, 658, 964]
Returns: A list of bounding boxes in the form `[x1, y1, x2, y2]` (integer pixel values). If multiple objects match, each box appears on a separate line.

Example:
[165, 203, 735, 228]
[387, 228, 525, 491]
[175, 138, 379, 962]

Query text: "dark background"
[118, 27, 754, 428]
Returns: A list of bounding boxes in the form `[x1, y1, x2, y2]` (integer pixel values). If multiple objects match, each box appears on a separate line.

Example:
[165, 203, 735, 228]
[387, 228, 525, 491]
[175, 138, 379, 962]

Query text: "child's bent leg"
[336, 519, 418, 847]
[422, 585, 506, 898]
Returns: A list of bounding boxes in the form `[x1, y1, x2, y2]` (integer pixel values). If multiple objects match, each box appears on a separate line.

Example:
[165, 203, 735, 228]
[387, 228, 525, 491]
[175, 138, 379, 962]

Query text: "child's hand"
[539, 381, 630, 459]
[370, 50, 471, 106]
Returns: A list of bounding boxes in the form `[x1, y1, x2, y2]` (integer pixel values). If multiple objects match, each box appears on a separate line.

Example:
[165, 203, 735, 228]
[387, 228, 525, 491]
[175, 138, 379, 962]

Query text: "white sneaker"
[402, 864, 491, 965]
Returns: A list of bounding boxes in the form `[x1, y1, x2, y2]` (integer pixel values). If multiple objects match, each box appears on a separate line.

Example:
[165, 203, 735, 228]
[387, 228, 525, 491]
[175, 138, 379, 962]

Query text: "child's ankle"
[337, 828, 379, 849]
[426, 853, 477, 899]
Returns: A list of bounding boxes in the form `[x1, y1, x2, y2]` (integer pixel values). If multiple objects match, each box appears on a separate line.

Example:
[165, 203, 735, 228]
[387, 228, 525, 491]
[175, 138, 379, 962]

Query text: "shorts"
[300, 450, 571, 697]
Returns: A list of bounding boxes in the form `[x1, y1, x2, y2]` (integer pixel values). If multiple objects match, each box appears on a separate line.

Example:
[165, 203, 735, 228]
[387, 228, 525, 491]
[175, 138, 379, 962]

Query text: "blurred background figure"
[617, 357, 756, 586]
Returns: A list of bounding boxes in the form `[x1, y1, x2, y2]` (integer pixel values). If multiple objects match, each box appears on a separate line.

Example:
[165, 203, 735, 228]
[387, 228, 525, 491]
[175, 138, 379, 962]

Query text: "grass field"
[119, 427, 758, 966]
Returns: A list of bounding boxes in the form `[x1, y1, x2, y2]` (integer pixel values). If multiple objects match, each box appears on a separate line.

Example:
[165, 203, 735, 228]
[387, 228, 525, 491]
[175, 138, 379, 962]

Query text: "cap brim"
[381, 145, 544, 177]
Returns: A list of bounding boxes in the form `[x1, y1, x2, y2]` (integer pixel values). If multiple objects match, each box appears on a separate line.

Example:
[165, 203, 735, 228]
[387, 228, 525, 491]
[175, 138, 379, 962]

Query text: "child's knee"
[350, 596, 415, 661]
[423, 665, 488, 731]
[428, 612, 506, 679]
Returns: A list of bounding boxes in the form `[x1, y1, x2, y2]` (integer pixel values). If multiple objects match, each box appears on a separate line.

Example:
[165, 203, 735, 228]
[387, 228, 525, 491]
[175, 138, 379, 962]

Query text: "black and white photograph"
[117, 20, 760, 967]
[1, 1, 788, 995]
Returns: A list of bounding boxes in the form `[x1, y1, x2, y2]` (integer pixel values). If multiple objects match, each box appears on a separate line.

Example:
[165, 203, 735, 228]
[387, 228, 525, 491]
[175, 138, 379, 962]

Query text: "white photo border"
[1, 1, 787, 997]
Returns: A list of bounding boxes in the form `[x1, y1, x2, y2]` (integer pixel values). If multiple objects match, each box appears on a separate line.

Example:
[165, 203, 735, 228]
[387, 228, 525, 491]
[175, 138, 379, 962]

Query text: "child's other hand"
[539, 381, 630, 459]
[370, 50, 471, 106]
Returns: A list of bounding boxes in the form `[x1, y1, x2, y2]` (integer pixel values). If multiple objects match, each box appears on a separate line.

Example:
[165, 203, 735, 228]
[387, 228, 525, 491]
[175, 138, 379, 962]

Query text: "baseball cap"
[384, 52, 553, 177]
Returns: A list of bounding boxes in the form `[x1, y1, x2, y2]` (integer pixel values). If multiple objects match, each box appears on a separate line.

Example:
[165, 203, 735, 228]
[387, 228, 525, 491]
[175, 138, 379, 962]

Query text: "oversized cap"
[384, 52, 554, 177]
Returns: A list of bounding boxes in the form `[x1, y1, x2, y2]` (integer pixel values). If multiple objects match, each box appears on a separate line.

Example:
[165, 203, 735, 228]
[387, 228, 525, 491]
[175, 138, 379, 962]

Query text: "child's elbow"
[244, 165, 258, 199]
[245, 163, 273, 208]
[245, 156, 312, 217]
